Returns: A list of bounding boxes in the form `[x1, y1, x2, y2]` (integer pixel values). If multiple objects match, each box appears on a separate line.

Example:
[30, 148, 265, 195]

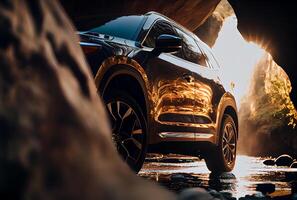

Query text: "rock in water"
[178, 188, 215, 200]
[171, 173, 187, 182]
[292, 181, 297, 194]
[263, 159, 275, 166]
[291, 162, 297, 168]
[275, 154, 294, 166]
[0, 1, 174, 199]
[256, 183, 275, 195]
[284, 172, 297, 181]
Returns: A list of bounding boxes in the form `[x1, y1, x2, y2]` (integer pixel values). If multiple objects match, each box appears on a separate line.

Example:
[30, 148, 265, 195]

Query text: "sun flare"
[212, 15, 264, 105]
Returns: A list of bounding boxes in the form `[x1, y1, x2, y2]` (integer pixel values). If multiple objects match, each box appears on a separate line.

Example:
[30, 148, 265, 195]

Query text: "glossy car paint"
[79, 12, 238, 152]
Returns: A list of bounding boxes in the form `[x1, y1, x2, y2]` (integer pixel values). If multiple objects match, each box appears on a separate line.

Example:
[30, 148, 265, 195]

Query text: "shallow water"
[139, 155, 297, 199]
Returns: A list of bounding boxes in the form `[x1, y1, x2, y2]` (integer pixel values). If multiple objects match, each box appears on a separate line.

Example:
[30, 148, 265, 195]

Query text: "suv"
[79, 12, 238, 173]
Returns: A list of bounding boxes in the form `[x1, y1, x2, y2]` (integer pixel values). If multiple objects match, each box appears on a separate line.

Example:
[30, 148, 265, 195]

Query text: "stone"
[275, 154, 294, 166]
[171, 174, 187, 182]
[209, 189, 228, 199]
[284, 172, 297, 181]
[219, 172, 236, 179]
[290, 162, 297, 168]
[178, 188, 219, 200]
[292, 181, 297, 194]
[0, 0, 175, 199]
[263, 159, 275, 166]
[255, 183, 275, 194]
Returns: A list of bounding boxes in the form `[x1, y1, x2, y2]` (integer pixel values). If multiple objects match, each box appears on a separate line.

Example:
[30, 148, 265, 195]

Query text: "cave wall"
[194, 0, 234, 47]
[0, 0, 175, 199]
[60, 0, 220, 31]
[227, 0, 297, 107]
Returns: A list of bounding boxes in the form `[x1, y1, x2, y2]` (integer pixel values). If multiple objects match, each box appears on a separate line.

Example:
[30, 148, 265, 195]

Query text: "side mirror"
[152, 34, 182, 55]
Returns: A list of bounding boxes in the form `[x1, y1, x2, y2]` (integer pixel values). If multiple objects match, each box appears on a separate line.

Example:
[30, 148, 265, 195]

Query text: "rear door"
[195, 41, 226, 122]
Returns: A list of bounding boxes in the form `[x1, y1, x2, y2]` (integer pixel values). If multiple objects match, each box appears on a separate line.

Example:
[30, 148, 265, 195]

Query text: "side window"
[143, 20, 177, 48]
[174, 28, 207, 67]
[198, 42, 220, 69]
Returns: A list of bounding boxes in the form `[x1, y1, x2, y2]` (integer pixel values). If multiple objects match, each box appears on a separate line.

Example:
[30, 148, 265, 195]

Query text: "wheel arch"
[94, 56, 151, 122]
[216, 92, 239, 144]
[102, 71, 148, 117]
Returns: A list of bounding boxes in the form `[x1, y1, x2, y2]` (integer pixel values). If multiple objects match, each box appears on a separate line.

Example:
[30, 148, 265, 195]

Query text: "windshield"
[89, 16, 145, 41]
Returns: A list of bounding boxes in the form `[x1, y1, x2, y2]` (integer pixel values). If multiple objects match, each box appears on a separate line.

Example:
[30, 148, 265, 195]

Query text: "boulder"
[255, 183, 275, 195]
[263, 159, 275, 166]
[0, 0, 175, 199]
[292, 181, 297, 195]
[291, 162, 297, 168]
[284, 172, 297, 182]
[275, 154, 294, 167]
[178, 188, 220, 200]
[171, 174, 188, 182]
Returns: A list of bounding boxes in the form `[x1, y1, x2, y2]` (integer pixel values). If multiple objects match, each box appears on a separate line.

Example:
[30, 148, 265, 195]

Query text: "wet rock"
[167, 173, 203, 191]
[170, 173, 202, 184]
[210, 172, 236, 180]
[292, 181, 297, 194]
[284, 172, 297, 181]
[290, 162, 297, 168]
[178, 188, 220, 200]
[171, 174, 188, 182]
[263, 159, 275, 166]
[275, 154, 294, 167]
[0, 1, 175, 199]
[220, 172, 236, 179]
[209, 189, 236, 200]
[239, 193, 265, 200]
[256, 183, 275, 195]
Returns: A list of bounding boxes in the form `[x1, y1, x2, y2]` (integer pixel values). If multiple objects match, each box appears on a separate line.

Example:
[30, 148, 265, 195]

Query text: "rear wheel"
[104, 90, 147, 173]
[204, 114, 237, 172]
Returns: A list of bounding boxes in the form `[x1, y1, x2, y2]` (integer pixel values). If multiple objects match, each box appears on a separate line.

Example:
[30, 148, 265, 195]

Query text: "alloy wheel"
[222, 122, 236, 165]
[106, 100, 144, 165]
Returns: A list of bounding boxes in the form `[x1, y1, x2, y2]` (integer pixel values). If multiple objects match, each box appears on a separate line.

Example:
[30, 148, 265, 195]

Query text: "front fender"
[94, 56, 155, 138]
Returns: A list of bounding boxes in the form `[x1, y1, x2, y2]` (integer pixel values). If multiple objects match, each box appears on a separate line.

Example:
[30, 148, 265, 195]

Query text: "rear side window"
[198, 42, 220, 69]
[174, 28, 207, 67]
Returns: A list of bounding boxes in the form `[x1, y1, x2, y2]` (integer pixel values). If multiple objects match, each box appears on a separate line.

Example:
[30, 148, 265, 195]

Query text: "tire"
[104, 90, 147, 173]
[204, 114, 237, 173]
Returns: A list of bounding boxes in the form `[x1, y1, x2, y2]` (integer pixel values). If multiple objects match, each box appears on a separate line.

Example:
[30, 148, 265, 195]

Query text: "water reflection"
[139, 155, 297, 199]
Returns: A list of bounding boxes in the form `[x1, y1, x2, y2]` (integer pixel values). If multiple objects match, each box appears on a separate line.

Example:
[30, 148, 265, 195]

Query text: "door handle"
[182, 73, 194, 83]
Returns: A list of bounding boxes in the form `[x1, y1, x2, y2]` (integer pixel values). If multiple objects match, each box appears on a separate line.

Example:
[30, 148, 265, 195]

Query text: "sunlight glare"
[212, 15, 264, 106]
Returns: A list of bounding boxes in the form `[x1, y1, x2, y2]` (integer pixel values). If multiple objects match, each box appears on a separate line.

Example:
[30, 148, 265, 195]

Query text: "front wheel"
[104, 90, 147, 173]
[204, 114, 237, 172]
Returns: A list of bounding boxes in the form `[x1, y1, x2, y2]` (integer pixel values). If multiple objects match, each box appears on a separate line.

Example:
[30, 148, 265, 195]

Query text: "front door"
[142, 20, 198, 140]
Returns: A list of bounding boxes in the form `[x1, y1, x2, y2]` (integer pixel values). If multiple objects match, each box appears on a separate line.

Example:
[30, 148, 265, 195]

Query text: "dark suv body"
[79, 12, 238, 172]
